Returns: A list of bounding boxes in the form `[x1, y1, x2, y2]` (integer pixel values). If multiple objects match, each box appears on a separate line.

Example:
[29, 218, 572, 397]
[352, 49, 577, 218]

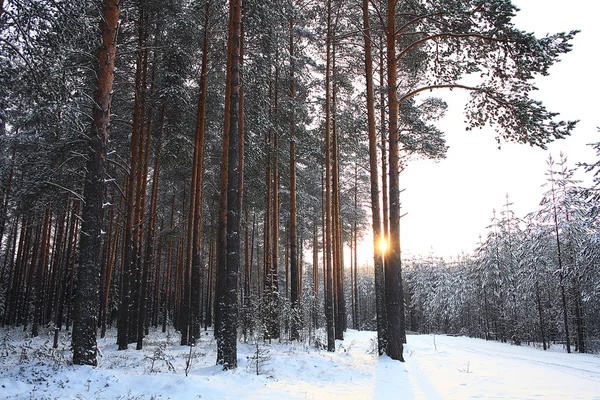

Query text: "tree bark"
[363, 0, 388, 355]
[190, 2, 212, 344]
[324, 0, 335, 352]
[216, 0, 242, 370]
[214, 0, 234, 345]
[0, 148, 15, 246]
[32, 207, 52, 338]
[162, 191, 176, 333]
[331, 43, 345, 339]
[72, 0, 120, 366]
[288, 13, 300, 341]
[118, 9, 147, 350]
[385, 0, 405, 362]
[271, 56, 281, 340]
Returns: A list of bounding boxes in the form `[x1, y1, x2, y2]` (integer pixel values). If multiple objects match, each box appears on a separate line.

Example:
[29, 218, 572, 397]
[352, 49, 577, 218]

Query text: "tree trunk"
[189, 2, 211, 345]
[214, 0, 234, 346]
[271, 56, 281, 340]
[0, 148, 15, 246]
[324, 0, 335, 352]
[1, 213, 18, 325]
[136, 100, 162, 349]
[130, 18, 151, 344]
[534, 279, 547, 350]
[379, 35, 389, 263]
[549, 169, 571, 354]
[32, 207, 51, 338]
[288, 14, 300, 341]
[573, 285, 585, 353]
[332, 43, 345, 339]
[312, 222, 319, 331]
[118, 10, 147, 350]
[352, 161, 359, 330]
[23, 217, 42, 330]
[162, 191, 176, 333]
[385, 0, 405, 362]
[216, 0, 242, 370]
[363, 0, 388, 355]
[100, 186, 117, 338]
[72, 0, 120, 366]
[205, 230, 215, 330]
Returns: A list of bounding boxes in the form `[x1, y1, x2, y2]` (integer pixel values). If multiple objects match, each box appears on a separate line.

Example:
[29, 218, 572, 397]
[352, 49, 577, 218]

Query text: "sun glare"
[379, 238, 387, 253]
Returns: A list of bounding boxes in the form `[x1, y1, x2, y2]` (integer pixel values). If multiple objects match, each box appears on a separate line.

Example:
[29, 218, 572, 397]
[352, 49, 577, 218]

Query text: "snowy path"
[1, 329, 599, 399]
[404, 333, 600, 399]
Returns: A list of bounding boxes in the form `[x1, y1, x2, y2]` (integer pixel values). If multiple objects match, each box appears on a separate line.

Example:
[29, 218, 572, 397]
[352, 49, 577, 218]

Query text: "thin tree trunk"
[32, 207, 52, 338]
[118, 11, 147, 350]
[379, 35, 389, 260]
[352, 161, 359, 330]
[23, 217, 42, 330]
[0, 148, 15, 246]
[47, 210, 67, 327]
[100, 188, 116, 338]
[1, 213, 18, 325]
[549, 168, 571, 354]
[534, 279, 547, 350]
[312, 222, 319, 331]
[249, 212, 256, 298]
[324, 0, 335, 352]
[130, 20, 151, 344]
[65, 201, 80, 330]
[152, 220, 163, 328]
[174, 186, 187, 331]
[332, 44, 345, 338]
[205, 230, 215, 330]
[573, 285, 585, 353]
[290, 41, 299, 340]
[363, 0, 387, 355]
[162, 191, 176, 333]
[271, 58, 281, 340]
[136, 100, 162, 350]
[72, 0, 120, 365]
[189, 2, 212, 344]
[214, 0, 234, 345]
[9, 217, 29, 326]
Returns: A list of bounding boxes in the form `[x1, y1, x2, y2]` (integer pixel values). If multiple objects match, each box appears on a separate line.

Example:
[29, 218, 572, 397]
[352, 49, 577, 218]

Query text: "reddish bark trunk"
[72, 0, 120, 365]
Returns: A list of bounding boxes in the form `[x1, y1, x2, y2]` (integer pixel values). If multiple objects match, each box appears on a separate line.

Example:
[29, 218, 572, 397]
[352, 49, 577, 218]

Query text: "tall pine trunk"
[189, 2, 212, 344]
[363, 0, 387, 354]
[216, 0, 242, 370]
[324, 0, 335, 352]
[72, 0, 120, 366]
[288, 13, 300, 341]
[385, 0, 405, 362]
[214, 0, 234, 345]
[331, 44, 345, 339]
[118, 10, 147, 350]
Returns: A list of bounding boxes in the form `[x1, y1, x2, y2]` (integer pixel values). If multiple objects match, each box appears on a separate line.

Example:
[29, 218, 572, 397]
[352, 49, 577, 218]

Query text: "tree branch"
[394, 32, 505, 64]
[398, 84, 481, 104]
[368, 0, 385, 29]
[395, 12, 443, 37]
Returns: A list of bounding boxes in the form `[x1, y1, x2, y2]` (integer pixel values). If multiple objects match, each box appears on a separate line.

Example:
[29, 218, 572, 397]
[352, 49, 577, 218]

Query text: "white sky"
[356, 0, 600, 263]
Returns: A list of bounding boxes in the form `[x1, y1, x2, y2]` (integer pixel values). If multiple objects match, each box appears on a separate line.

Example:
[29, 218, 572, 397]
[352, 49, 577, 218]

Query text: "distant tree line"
[405, 154, 600, 353]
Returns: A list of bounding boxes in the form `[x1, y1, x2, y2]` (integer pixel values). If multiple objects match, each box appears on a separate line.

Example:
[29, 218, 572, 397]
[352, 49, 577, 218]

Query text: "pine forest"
[0, 0, 599, 390]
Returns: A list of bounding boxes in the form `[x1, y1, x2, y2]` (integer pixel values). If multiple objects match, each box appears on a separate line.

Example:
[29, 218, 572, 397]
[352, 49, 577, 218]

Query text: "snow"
[1, 328, 599, 399]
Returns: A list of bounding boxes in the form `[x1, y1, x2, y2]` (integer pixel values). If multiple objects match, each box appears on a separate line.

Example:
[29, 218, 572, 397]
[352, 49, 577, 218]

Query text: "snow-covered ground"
[1, 328, 599, 399]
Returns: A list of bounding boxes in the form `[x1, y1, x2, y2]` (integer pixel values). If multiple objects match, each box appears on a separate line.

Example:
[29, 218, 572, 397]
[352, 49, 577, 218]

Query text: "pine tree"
[72, 0, 120, 366]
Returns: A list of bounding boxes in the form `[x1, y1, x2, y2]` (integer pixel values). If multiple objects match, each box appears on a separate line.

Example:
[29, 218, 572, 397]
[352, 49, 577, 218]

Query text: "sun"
[379, 238, 387, 253]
